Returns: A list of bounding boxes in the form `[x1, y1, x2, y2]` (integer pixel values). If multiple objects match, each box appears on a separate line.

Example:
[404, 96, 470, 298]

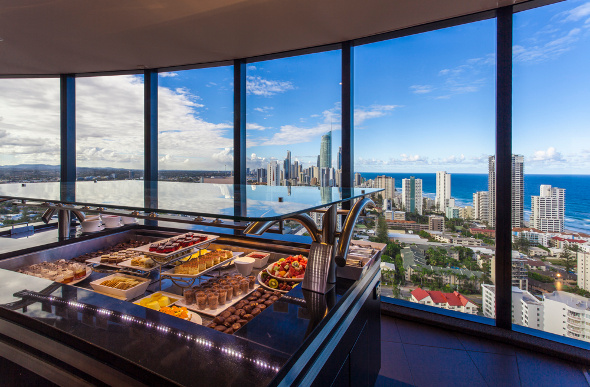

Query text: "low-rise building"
[393, 211, 406, 221]
[512, 227, 549, 247]
[481, 284, 544, 330]
[491, 253, 528, 290]
[529, 246, 549, 257]
[470, 228, 496, 238]
[428, 215, 444, 232]
[410, 288, 478, 315]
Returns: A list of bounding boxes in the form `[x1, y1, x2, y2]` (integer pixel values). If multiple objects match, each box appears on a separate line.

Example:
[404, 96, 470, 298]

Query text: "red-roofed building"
[410, 288, 478, 314]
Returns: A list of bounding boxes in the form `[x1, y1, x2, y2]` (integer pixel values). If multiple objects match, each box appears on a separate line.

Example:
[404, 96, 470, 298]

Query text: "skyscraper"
[267, 160, 280, 186]
[374, 175, 395, 203]
[488, 155, 524, 228]
[473, 191, 489, 222]
[320, 131, 332, 169]
[435, 171, 451, 213]
[337, 146, 342, 171]
[285, 150, 291, 180]
[531, 185, 565, 232]
[402, 176, 422, 215]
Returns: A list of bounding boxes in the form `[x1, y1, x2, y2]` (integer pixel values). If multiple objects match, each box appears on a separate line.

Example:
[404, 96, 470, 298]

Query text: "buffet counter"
[0, 226, 382, 386]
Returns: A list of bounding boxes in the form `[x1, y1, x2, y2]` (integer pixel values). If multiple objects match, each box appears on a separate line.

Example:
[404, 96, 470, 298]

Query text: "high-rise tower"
[320, 131, 332, 169]
[531, 185, 565, 232]
[285, 150, 291, 180]
[402, 176, 423, 215]
[435, 171, 451, 212]
[488, 155, 524, 228]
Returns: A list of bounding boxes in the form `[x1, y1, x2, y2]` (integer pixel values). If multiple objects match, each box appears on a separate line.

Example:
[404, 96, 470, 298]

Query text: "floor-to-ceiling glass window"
[0, 78, 60, 229]
[246, 51, 342, 236]
[355, 19, 497, 319]
[513, 0, 590, 343]
[76, 74, 144, 180]
[158, 66, 234, 182]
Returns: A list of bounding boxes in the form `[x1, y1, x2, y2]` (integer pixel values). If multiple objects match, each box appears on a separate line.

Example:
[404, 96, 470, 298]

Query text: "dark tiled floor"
[378, 316, 590, 387]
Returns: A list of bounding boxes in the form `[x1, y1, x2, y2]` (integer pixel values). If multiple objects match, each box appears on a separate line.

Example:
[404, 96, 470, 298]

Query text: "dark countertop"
[0, 255, 362, 386]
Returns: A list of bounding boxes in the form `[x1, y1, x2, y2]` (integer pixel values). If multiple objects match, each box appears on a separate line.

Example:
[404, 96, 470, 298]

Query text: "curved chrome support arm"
[334, 197, 375, 267]
[243, 213, 321, 243]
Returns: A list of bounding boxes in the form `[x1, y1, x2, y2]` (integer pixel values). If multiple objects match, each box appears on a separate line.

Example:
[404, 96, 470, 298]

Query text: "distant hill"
[0, 164, 60, 170]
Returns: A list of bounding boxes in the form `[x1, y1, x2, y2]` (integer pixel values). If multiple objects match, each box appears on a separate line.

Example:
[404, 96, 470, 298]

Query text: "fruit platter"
[258, 271, 299, 293]
[265, 255, 307, 282]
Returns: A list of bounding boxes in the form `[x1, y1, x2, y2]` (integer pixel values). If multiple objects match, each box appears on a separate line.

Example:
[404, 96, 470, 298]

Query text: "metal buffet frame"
[7, 192, 378, 295]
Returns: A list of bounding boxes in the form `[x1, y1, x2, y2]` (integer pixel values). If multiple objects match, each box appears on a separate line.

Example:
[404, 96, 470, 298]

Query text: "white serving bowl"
[81, 219, 102, 232]
[234, 257, 256, 276]
[121, 216, 137, 225]
[103, 215, 122, 228]
[246, 252, 271, 269]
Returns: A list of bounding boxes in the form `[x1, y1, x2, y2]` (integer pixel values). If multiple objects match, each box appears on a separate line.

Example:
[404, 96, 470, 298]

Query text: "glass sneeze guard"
[0, 181, 381, 221]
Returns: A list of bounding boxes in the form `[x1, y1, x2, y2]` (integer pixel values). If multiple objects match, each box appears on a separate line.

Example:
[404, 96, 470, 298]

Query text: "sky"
[0, 0, 588, 174]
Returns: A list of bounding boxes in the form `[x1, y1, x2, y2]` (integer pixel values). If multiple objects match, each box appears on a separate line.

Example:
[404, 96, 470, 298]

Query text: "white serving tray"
[175, 284, 260, 317]
[131, 233, 219, 260]
[160, 252, 243, 278]
[67, 267, 92, 285]
[89, 273, 150, 301]
[86, 256, 126, 268]
[118, 258, 159, 272]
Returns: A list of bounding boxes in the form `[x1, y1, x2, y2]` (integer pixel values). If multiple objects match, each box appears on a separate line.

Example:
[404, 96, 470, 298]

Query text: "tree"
[513, 236, 530, 254]
[561, 246, 575, 274]
[376, 215, 389, 244]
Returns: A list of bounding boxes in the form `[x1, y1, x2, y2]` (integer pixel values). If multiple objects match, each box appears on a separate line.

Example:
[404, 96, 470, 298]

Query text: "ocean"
[360, 173, 590, 234]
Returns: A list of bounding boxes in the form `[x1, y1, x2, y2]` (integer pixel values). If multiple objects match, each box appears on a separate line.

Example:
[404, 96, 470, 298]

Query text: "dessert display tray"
[68, 267, 93, 285]
[131, 233, 218, 260]
[175, 284, 260, 317]
[118, 258, 160, 272]
[160, 252, 243, 279]
[89, 274, 150, 301]
[86, 257, 123, 269]
[133, 291, 181, 306]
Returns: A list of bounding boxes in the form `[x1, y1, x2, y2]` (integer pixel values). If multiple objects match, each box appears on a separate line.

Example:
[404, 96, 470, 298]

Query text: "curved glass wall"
[76, 74, 145, 180]
[354, 19, 496, 320]
[0, 78, 60, 227]
[158, 66, 234, 182]
[512, 0, 590, 344]
[246, 51, 342, 189]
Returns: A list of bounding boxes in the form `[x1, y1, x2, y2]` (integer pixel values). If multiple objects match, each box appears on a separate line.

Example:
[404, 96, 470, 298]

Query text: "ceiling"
[0, 0, 527, 76]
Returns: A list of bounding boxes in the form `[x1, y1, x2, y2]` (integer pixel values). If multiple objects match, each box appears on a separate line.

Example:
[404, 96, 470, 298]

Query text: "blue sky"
[1, 0, 589, 174]
[157, 0, 590, 174]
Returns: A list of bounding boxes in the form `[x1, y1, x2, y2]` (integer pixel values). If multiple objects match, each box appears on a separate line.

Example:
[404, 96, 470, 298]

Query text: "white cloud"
[354, 105, 400, 126]
[246, 123, 268, 131]
[562, 2, 590, 22]
[410, 85, 433, 94]
[246, 76, 294, 96]
[530, 147, 565, 162]
[0, 75, 234, 170]
[159, 72, 178, 78]
[254, 106, 274, 113]
[400, 153, 427, 163]
[247, 65, 257, 71]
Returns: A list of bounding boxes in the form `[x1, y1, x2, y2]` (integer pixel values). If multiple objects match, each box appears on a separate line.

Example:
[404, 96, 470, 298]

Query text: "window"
[0, 78, 60, 227]
[76, 75, 144, 180]
[246, 51, 342, 188]
[158, 66, 234, 181]
[355, 19, 496, 319]
[513, 0, 590, 344]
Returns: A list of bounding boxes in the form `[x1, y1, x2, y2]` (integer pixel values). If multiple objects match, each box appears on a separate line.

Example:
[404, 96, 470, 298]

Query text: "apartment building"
[435, 171, 451, 213]
[473, 191, 489, 222]
[488, 154, 524, 228]
[481, 284, 543, 330]
[402, 176, 423, 215]
[544, 292, 590, 343]
[531, 185, 565, 233]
